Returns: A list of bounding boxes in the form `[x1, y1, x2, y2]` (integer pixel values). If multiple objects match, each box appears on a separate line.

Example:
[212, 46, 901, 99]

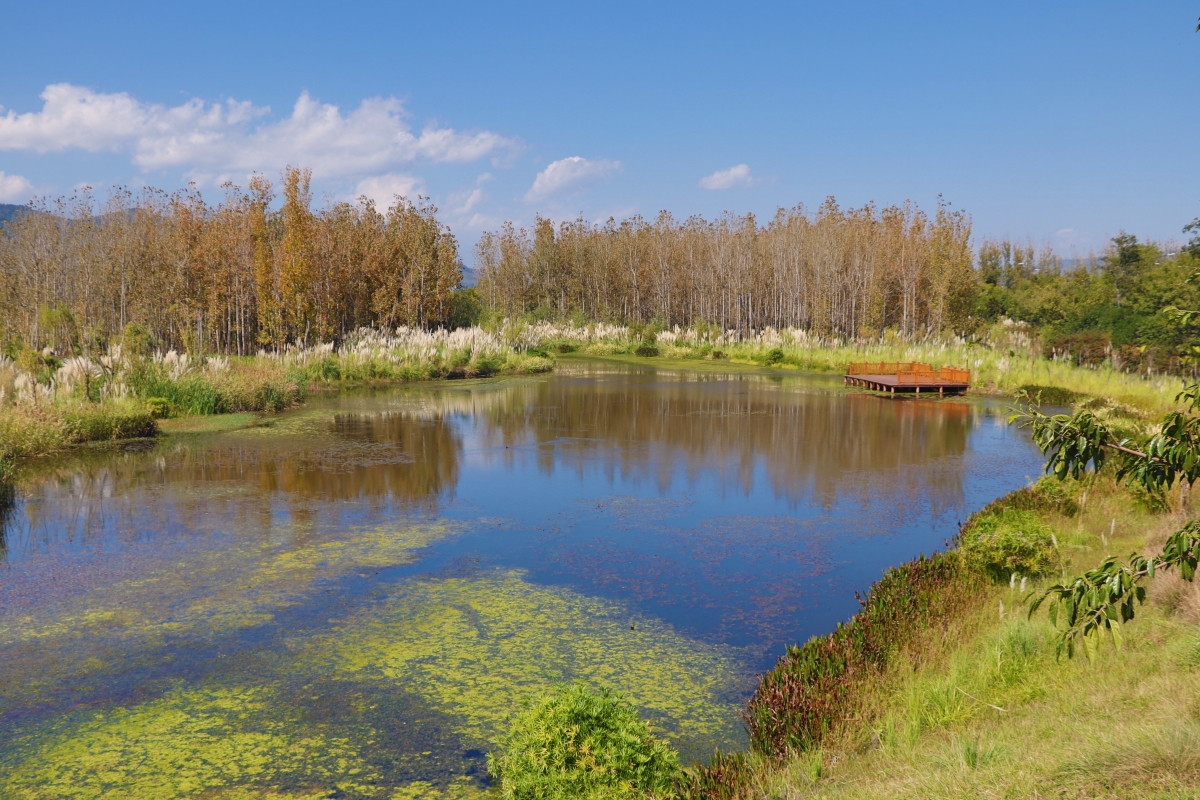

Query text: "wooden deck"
[844, 362, 971, 395]
[843, 374, 969, 395]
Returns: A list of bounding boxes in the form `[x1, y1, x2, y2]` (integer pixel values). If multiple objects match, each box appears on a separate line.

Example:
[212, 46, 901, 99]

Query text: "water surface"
[0, 361, 1044, 798]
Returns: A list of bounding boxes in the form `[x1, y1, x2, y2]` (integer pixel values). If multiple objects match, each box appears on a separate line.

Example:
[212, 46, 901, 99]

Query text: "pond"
[0, 360, 1046, 799]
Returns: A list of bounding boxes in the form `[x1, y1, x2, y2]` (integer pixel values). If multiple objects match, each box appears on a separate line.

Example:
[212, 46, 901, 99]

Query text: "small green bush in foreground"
[960, 508, 1058, 580]
[488, 683, 681, 800]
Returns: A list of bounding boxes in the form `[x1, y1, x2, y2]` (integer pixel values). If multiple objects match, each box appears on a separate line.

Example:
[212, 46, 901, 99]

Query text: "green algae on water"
[308, 570, 747, 755]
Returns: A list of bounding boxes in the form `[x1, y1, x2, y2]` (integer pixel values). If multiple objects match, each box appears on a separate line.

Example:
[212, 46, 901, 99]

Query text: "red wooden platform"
[843, 362, 970, 395]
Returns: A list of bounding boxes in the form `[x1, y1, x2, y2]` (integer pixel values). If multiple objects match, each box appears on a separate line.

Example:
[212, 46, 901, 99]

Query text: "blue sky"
[1, 1, 1198, 260]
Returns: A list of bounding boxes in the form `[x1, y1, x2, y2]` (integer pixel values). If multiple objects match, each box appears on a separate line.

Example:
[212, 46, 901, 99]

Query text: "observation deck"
[843, 362, 970, 395]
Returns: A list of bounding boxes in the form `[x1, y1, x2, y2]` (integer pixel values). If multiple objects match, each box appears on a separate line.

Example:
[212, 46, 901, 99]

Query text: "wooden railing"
[848, 362, 971, 384]
[846, 362, 930, 375]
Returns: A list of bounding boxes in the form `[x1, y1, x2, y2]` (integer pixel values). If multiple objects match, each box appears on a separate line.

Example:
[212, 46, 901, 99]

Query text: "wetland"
[0, 360, 1046, 799]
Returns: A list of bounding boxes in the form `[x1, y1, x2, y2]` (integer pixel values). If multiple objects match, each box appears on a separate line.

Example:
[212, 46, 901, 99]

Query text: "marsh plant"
[487, 683, 681, 800]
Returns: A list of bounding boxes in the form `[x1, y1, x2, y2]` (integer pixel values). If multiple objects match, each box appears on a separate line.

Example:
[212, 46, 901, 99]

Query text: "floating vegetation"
[307, 570, 747, 758]
[0, 522, 454, 649]
[2, 685, 382, 799]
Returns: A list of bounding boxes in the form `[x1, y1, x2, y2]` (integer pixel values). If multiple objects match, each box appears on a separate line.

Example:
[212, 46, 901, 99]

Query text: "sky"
[1, 1, 1198, 261]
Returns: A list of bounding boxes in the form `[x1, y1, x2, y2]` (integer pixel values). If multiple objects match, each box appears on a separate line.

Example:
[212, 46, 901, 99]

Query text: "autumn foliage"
[477, 199, 976, 338]
[0, 168, 463, 354]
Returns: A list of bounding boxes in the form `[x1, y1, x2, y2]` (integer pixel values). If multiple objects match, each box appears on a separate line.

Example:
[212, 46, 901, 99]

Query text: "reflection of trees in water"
[0, 482, 14, 564]
[3, 372, 982, 563]
[439, 374, 973, 510]
[2, 410, 462, 564]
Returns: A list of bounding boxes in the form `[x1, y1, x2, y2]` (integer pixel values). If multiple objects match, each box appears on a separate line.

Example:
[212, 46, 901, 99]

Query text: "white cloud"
[526, 156, 620, 202]
[354, 173, 425, 211]
[699, 164, 755, 190]
[0, 84, 518, 181]
[449, 173, 494, 215]
[0, 171, 32, 202]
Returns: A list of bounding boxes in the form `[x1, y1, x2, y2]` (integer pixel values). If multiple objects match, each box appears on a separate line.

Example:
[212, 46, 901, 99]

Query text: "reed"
[510, 320, 1184, 414]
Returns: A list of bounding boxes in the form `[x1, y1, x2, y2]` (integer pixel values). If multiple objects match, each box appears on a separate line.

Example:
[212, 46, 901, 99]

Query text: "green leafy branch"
[1010, 382, 1200, 659]
[1027, 523, 1200, 660]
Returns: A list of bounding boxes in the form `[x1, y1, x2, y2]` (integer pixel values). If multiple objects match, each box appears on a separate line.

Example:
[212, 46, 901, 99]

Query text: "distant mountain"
[460, 266, 479, 288]
[0, 203, 28, 223]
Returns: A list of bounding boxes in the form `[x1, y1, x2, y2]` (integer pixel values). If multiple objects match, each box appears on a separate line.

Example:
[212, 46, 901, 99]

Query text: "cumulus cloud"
[354, 173, 425, 211]
[0, 171, 32, 202]
[699, 164, 755, 190]
[526, 156, 620, 202]
[0, 84, 517, 181]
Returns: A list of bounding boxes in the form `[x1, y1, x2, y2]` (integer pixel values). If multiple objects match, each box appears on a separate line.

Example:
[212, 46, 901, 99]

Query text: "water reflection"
[0, 364, 1044, 796]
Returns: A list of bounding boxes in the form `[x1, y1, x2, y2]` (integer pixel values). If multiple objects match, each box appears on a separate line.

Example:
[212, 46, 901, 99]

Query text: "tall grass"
[507, 319, 1187, 414]
[0, 326, 554, 467]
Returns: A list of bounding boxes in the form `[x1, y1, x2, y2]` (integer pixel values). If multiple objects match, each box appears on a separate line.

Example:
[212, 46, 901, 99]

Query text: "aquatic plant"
[487, 683, 681, 800]
[312, 571, 744, 753]
[2, 684, 383, 799]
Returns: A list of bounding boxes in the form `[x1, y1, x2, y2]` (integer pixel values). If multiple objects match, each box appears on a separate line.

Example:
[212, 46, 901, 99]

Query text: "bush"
[634, 342, 660, 358]
[1017, 384, 1079, 407]
[763, 348, 785, 366]
[0, 407, 67, 458]
[488, 683, 681, 800]
[0, 451, 13, 495]
[959, 508, 1058, 580]
[62, 405, 157, 443]
[144, 397, 172, 419]
[980, 477, 1079, 518]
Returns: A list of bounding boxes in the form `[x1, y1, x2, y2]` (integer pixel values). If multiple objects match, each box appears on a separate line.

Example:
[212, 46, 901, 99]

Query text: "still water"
[0, 361, 1045, 798]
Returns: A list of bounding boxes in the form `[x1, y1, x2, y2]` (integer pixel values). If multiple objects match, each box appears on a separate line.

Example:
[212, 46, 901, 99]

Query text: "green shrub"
[0, 408, 67, 458]
[144, 397, 172, 419]
[634, 342, 660, 358]
[981, 477, 1080, 518]
[763, 348, 785, 366]
[488, 683, 681, 800]
[62, 405, 157, 443]
[1017, 384, 1079, 407]
[556, 343, 579, 354]
[959, 508, 1058, 580]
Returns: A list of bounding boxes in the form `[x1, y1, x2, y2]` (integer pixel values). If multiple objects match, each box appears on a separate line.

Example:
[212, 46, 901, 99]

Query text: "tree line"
[974, 232, 1200, 373]
[0, 167, 464, 355]
[475, 199, 977, 339]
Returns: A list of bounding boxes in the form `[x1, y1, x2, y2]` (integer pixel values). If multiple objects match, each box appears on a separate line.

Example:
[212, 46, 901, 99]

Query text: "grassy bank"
[0, 326, 553, 469]
[511, 321, 1185, 416]
[678, 473, 1200, 799]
